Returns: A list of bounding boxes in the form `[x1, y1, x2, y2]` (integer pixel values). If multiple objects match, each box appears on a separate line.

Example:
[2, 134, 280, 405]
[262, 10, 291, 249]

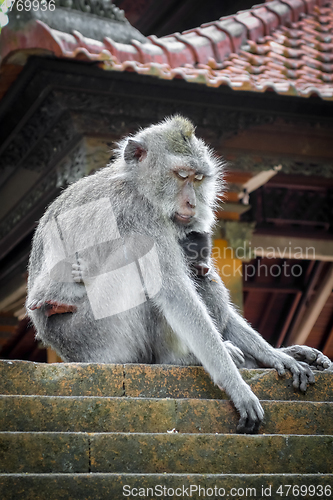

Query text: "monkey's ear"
[124, 139, 147, 163]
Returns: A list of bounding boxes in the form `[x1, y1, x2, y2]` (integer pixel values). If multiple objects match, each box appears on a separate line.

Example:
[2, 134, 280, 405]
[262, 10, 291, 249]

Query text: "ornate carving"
[52, 0, 126, 21]
[0, 92, 64, 176]
[27, 112, 77, 173]
[0, 141, 87, 239]
[84, 138, 113, 174]
[56, 141, 87, 187]
[202, 108, 276, 140]
[50, 90, 277, 142]
[0, 171, 58, 240]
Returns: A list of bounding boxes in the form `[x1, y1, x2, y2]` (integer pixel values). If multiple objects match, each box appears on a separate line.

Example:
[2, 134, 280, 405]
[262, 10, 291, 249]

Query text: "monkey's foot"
[281, 345, 331, 371]
[28, 299, 77, 317]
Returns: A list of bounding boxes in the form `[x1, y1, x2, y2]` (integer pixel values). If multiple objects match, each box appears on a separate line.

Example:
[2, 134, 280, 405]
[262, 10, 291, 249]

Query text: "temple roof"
[1, 0, 333, 100]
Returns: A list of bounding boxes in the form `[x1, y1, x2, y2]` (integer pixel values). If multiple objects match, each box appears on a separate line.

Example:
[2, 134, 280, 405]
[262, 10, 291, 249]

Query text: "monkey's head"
[118, 115, 224, 236]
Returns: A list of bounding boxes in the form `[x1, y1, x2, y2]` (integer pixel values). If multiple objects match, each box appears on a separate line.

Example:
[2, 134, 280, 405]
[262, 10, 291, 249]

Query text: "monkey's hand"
[72, 258, 88, 283]
[270, 351, 315, 392]
[280, 345, 331, 371]
[224, 340, 245, 368]
[220, 383, 264, 434]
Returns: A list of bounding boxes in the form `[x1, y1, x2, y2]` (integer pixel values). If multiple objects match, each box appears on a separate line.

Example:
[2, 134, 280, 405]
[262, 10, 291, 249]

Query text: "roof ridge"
[0, 0, 332, 100]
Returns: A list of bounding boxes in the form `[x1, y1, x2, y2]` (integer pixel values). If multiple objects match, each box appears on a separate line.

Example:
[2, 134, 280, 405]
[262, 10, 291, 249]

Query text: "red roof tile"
[1, 0, 333, 100]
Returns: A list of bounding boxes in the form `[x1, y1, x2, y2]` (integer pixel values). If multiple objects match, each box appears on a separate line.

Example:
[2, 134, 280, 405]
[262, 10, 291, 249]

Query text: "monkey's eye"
[175, 171, 189, 180]
[194, 173, 204, 181]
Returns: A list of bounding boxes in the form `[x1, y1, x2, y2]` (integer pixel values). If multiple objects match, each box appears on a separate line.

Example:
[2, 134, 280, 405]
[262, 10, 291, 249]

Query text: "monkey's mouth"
[174, 213, 194, 224]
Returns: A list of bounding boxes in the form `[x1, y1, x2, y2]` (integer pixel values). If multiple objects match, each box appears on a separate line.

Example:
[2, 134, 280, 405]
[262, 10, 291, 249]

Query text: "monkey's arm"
[153, 266, 264, 433]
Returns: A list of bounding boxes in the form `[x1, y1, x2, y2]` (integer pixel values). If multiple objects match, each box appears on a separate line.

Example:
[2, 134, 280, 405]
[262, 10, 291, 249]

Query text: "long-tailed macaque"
[27, 116, 331, 433]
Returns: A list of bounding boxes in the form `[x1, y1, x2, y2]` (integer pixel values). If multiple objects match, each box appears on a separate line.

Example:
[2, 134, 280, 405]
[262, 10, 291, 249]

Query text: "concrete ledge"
[0, 432, 332, 474]
[0, 396, 332, 435]
[0, 432, 89, 473]
[1, 360, 333, 401]
[90, 433, 333, 474]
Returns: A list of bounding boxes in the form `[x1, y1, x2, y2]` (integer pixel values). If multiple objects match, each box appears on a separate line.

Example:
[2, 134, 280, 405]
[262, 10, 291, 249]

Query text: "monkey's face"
[172, 168, 204, 225]
[120, 115, 224, 234]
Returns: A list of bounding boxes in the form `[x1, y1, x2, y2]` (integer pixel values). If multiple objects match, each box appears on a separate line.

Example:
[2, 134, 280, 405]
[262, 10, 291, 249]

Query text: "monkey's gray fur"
[27, 115, 331, 433]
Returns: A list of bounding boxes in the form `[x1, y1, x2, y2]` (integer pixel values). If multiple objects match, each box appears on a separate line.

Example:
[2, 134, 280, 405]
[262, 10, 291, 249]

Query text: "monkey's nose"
[187, 199, 196, 209]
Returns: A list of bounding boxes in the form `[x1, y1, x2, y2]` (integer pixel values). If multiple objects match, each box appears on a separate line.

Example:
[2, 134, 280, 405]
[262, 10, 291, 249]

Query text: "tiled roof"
[1, 0, 333, 99]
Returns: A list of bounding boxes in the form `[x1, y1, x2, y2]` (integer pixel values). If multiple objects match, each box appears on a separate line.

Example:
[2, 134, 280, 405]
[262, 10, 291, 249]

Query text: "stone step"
[1, 473, 332, 500]
[0, 432, 332, 474]
[1, 360, 332, 401]
[0, 395, 332, 435]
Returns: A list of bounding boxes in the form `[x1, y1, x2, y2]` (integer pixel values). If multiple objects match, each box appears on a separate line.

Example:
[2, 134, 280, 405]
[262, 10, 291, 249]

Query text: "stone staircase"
[0, 359, 332, 499]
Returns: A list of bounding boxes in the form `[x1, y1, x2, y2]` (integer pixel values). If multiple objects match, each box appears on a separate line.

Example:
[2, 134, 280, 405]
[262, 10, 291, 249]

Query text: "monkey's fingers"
[274, 362, 286, 377]
[27, 299, 44, 310]
[289, 362, 315, 392]
[311, 351, 331, 370]
[235, 392, 264, 434]
[237, 416, 257, 434]
[72, 260, 87, 283]
[72, 271, 83, 283]
[236, 403, 264, 434]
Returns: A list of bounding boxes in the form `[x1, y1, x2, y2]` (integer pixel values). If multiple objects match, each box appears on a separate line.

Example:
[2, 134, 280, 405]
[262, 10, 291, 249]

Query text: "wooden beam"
[0, 282, 26, 312]
[276, 291, 302, 347]
[323, 324, 333, 357]
[258, 293, 276, 333]
[241, 166, 281, 196]
[292, 264, 333, 346]
[243, 283, 302, 294]
[285, 261, 324, 345]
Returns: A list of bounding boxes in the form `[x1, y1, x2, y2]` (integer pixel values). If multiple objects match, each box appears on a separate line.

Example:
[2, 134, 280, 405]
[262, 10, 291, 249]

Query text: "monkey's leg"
[199, 269, 331, 371]
[201, 273, 330, 371]
[197, 269, 315, 392]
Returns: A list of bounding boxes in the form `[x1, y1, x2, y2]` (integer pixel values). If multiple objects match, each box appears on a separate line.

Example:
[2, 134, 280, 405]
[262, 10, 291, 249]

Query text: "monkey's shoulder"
[40, 168, 118, 222]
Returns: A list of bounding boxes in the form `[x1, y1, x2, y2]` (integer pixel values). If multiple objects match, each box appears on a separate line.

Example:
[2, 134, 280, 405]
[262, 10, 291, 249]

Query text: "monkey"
[26, 115, 331, 434]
